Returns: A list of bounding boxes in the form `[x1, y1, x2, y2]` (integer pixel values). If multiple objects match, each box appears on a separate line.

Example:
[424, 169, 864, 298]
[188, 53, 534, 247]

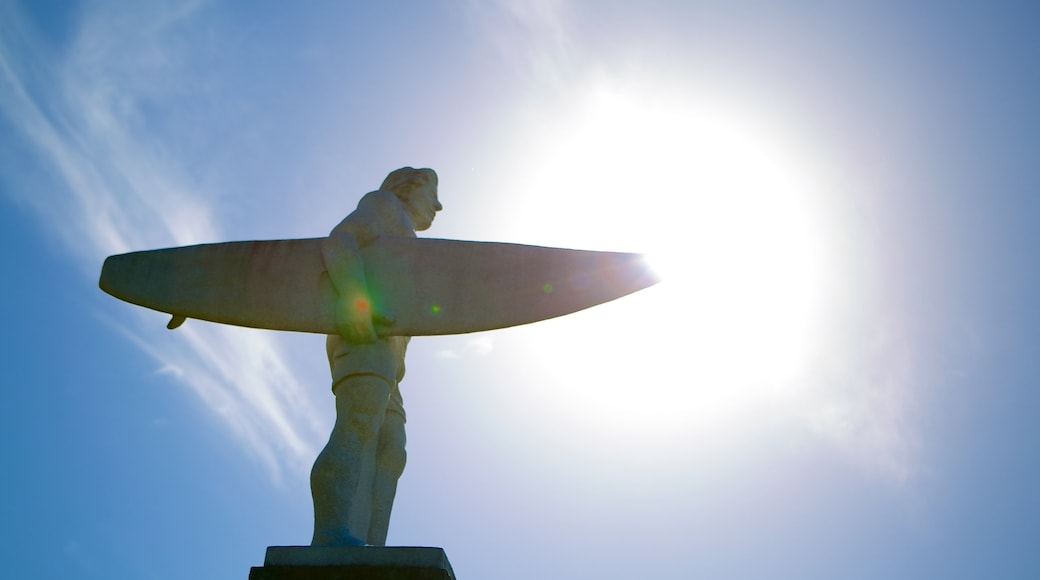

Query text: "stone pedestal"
[249, 546, 456, 580]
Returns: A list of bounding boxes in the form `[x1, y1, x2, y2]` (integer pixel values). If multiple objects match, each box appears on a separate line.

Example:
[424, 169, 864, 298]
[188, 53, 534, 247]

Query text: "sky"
[2, 1, 1039, 578]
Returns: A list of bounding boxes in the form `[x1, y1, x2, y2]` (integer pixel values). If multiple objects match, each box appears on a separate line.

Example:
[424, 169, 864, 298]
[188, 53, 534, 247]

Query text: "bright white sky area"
[3, 1, 1039, 578]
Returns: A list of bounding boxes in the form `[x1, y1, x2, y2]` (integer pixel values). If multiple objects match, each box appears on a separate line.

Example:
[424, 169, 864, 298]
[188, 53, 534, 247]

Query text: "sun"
[495, 82, 831, 438]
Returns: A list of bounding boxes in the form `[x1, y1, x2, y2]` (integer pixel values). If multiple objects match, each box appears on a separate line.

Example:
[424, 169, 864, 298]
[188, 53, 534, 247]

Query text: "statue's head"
[381, 167, 441, 231]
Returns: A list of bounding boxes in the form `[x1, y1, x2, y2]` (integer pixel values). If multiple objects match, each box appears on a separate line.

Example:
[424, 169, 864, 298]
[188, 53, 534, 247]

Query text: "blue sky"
[2, 1, 1039, 578]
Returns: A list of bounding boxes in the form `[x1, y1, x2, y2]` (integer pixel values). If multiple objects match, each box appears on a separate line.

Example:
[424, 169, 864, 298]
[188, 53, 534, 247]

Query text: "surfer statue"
[99, 166, 659, 561]
[311, 167, 441, 546]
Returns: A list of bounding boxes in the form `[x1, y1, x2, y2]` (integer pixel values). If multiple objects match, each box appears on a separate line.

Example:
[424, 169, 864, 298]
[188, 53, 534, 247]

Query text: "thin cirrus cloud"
[0, 3, 324, 482]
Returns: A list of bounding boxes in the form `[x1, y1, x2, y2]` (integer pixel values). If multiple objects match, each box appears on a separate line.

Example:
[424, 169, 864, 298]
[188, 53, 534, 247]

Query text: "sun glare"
[500, 83, 830, 439]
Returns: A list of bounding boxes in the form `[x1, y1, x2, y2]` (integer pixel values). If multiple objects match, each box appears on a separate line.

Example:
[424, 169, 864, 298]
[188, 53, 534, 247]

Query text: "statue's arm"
[322, 209, 386, 343]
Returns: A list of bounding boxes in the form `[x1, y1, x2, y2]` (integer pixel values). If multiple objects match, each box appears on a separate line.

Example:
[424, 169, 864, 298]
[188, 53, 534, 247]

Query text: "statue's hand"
[335, 294, 396, 343]
[336, 294, 378, 343]
[372, 308, 395, 331]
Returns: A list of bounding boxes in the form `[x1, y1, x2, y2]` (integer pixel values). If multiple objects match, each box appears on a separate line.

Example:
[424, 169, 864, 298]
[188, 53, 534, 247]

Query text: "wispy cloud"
[465, 0, 576, 89]
[798, 319, 919, 485]
[0, 2, 323, 481]
[436, 336, 495, 360]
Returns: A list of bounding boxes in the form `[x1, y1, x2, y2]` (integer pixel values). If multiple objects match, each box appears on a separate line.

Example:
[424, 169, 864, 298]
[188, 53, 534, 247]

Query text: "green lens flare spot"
[431, 305, 441, 315]
[543, 283, 553, 293]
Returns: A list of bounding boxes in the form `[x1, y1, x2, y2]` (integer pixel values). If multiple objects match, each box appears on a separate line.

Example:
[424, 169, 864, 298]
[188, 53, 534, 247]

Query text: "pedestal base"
[249, 546, 456, 580]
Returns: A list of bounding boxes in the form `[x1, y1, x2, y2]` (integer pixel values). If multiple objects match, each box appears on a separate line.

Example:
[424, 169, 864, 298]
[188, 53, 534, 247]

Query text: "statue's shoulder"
[357, 189, 404, 212]
[349, 189, 413, 238]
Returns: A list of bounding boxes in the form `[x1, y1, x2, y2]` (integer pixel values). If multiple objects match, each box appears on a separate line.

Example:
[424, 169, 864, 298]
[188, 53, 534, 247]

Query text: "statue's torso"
[326, 189, 414, 414]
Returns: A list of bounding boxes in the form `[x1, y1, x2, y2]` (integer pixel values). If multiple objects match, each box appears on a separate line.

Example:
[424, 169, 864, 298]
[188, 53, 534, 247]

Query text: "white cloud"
[0, 2, 323, 482]
[435, 335, 495, 360]
[804, 321, 919, 486]
[467, 336, 495, 356]
[465, 0, 576, 89]
[155, 364, 185, 379]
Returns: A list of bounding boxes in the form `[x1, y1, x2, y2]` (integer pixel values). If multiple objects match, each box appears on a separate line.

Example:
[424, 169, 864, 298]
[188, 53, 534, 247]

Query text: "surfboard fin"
[167, 314, 187, 330]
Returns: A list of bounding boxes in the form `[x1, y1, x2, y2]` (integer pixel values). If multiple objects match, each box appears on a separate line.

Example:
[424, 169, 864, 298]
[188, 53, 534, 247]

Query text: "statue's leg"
[310, 373, 391, 546]
[366, 410, 407, 546]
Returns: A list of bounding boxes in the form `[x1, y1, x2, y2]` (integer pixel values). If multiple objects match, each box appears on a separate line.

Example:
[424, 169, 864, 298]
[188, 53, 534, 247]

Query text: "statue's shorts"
[327, 335, 410, 420]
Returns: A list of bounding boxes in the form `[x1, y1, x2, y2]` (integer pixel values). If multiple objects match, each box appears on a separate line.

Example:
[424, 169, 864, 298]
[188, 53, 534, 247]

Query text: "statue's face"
[403, 182, 442, 231]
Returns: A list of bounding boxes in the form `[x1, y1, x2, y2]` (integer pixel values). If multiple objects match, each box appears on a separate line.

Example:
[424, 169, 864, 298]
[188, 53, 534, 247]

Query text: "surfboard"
[99, 237, 659, 336]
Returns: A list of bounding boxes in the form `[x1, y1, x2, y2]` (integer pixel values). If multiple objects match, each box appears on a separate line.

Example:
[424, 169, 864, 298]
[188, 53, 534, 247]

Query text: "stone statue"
[99, 166, 658, 558]
[311, 167, 441, 546]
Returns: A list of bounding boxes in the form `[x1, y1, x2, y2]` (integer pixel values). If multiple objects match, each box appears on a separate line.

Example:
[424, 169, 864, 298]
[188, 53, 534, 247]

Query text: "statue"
[98, 167, 658, 557]
[311, 167, 441, 546]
